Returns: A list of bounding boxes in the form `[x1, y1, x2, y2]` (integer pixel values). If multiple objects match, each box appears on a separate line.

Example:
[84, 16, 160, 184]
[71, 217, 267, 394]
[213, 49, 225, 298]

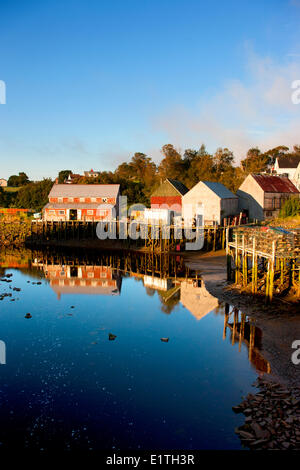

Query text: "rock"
[24, 313, 32, 319]
[160, 338, 169, 342]
[250, 422, 270, 440]
[109, 333, 117, 341]
[250, 439, 269, 448]
[232, 406, 243, 414]
[235, 429, 254, 440]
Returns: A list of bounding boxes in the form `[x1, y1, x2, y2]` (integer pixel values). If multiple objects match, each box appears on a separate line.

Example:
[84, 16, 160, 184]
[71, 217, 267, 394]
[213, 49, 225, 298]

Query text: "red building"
[42, 264, 122, 297]
[150, 178, 188, 214]
[43, 183, 120, 221]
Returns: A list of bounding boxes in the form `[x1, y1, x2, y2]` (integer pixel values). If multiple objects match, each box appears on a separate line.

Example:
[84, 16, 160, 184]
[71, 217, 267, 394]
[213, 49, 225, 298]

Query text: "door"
[69, 209, 77, 220]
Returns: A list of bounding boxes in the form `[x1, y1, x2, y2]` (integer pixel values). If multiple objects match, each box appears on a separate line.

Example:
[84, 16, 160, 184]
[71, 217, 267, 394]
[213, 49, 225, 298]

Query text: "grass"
[3, 186, 22, 192]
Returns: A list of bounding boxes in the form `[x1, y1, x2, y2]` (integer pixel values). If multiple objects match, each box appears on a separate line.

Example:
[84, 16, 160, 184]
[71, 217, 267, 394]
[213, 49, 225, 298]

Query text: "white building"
[292, 161, 300, 190]
[274, 155, 300, 184]
[182, 181, 238, 226]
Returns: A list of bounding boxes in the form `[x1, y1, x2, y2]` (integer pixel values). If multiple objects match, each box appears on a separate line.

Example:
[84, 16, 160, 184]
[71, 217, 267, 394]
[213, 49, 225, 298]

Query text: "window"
[87, 210, 94, 215]
[59, 210, 65, 215]
[80, 197, 85, 202]
[91, 197, 97, 202]
[58, 197, 63, 203]
[48, 210, 55, 214]
[102, 197, 108, 203]
[68, 197, 74, 202]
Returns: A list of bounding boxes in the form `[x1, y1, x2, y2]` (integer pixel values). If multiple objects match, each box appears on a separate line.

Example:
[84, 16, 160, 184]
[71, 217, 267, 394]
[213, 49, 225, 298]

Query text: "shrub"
[279, 197, 300, 218]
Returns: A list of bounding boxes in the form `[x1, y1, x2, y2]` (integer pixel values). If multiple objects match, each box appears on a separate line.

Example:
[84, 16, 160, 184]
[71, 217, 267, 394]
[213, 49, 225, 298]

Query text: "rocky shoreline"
[233, 377, 300, 450]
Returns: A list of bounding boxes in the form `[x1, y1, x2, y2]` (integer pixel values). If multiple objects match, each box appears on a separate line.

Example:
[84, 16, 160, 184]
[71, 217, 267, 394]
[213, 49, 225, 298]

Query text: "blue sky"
[0, 0, 300, 179]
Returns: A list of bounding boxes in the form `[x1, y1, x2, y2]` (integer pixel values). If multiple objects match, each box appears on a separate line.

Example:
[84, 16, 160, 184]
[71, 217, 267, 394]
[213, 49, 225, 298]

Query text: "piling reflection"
[223, 304, 271, 374]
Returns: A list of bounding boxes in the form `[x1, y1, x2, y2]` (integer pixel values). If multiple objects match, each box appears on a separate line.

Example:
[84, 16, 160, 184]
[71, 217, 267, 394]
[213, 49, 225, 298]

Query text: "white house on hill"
[274, 155, 300, 184]
[182, 181, 238, 225]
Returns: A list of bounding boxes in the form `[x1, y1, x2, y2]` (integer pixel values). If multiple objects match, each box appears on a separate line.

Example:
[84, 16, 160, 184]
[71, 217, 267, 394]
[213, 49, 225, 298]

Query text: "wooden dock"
[28, 220, 231, 253]
[226, 226, 300, 302]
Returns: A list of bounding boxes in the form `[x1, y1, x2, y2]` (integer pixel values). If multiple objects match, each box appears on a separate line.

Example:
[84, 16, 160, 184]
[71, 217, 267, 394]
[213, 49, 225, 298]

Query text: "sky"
[0, 0, 300, 180]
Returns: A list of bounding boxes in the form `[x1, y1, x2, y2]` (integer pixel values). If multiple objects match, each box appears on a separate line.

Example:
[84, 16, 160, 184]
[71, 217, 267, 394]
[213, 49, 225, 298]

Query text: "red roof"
[252, 174, 299, 193]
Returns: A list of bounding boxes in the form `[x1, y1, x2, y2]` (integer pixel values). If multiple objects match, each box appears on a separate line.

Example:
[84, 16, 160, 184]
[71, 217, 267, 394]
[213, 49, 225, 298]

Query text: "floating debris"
[109, 333, 117, 341]
[160, 338, 169, 343]
[24, 313, 32, 319]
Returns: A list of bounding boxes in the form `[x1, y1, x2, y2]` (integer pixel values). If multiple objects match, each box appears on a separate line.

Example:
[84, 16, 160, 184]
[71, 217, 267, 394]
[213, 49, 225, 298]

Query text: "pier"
[226, 226, 300, 302]
[28, 220, 231, 253]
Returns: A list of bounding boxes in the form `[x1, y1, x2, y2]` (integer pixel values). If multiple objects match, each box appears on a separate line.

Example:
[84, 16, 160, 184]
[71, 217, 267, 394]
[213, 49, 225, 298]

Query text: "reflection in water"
[223, 305, 271, 375]
[0, 246, 274, 450]
[34, 262, 122, 298]
[0, 247, 271, 373]
[180, 279, 219, 321]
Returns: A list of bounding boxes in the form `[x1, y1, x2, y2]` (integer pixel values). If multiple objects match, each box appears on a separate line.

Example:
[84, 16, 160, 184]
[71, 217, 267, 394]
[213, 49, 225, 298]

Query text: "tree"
[213, 147, 234, 173]
[0, 187, 5, 206]
[158, 144, 184, 181]
[241, 147, 269, 174]
[290, 145, 300, 157]
[186, 151, 215, 187]
[15, 179, 53, 212]
[129, 153, 157, 187]
[263, 146, 289, 166]
[58, 170, 72, 184]
[7, 172, 30, 187]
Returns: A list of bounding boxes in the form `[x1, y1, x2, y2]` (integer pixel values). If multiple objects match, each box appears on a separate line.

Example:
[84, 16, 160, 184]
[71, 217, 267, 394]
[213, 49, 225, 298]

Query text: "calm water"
[0, 248, 266, 451]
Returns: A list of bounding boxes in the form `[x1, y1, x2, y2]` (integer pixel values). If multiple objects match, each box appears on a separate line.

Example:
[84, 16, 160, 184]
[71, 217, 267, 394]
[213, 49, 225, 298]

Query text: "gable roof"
[277, 155, 300, 169]
[166, 178, 189, 196]
[48, 184, 120, 199]
[201, 181, 237, 199]
[251, 174, 299, 193]
[151, 179, 188, 198]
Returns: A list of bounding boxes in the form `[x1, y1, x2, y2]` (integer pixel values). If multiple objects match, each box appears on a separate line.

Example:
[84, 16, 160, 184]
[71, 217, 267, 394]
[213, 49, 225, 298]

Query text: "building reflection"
[33, 261, 122, 298]
[223, 305, 271, 374]
[180, 279, 219, 320]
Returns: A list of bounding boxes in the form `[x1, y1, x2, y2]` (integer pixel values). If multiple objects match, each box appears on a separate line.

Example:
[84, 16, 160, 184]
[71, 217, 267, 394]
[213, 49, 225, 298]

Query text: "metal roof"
[277, 155, 300, 169]
[201, 181, 237, 199]
[44, 203, 115, 209]
[166, 179, 189, 195]
[48, 184, 120, 198]
[252, 174, 299, 193]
